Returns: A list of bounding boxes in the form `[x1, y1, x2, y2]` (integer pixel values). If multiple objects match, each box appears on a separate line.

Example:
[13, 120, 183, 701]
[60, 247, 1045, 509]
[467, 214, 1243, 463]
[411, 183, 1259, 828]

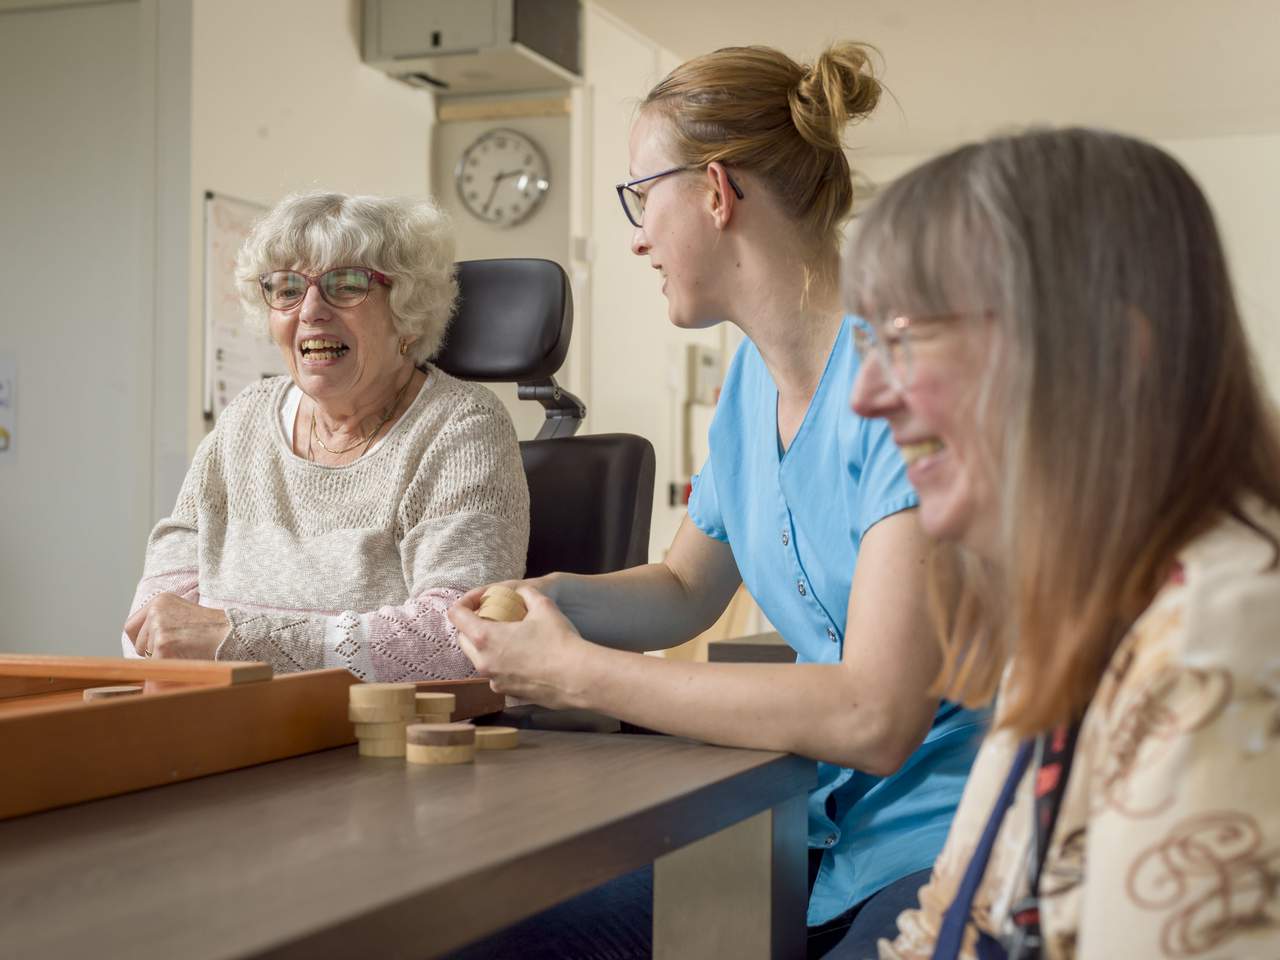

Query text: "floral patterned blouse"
[881, 505, 1280, 959]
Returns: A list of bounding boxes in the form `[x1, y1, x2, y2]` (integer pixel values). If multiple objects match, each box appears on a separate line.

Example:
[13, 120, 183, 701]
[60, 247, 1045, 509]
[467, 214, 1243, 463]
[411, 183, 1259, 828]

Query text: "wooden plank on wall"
[0, 1, 121, 12]
[437, 95, 571, 123]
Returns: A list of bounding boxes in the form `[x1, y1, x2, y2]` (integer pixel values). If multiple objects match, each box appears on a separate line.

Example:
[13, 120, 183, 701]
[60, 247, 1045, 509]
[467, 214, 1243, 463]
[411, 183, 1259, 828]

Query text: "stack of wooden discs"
[349, 682, 416, 757]
[406, 722, 477, 765]
[349, 681, 523, 766]
[476, 585, 527, 622]
[415, 691, 455, 724]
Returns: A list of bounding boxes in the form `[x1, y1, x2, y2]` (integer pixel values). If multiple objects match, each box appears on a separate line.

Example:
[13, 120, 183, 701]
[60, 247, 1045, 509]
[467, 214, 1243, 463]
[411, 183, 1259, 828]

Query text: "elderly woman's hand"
[123, 593, 230, 660]
[449, 587, 589, 709]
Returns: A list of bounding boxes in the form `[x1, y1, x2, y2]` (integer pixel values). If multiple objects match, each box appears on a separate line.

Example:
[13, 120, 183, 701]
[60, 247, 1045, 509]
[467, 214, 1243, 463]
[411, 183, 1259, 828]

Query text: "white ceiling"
[592, 0, 1280, 155]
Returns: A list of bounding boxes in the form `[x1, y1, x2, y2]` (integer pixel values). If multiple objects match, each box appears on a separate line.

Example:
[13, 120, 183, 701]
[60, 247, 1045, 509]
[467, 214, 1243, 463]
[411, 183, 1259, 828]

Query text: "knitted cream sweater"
[123, 369, 529, 680]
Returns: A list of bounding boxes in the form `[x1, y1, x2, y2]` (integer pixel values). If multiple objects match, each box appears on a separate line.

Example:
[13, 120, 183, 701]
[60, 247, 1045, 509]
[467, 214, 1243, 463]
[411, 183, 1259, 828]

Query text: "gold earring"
[398, 340, 409, 356]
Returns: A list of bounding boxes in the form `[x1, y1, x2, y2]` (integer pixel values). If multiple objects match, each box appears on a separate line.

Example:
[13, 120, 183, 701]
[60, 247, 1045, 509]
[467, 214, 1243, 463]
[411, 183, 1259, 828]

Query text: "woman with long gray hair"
[850, 128, 1280, 957]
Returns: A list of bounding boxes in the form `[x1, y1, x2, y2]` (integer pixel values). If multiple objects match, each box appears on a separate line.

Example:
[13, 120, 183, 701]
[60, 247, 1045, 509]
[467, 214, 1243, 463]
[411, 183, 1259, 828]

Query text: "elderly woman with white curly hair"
[120, 191, 529, 680]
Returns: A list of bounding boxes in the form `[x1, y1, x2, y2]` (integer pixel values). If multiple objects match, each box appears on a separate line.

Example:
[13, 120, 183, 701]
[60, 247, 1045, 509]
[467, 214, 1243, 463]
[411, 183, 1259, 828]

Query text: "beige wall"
[855, 133, 1280, 397]
[1164, 134, 1280, 390]
[429, 112, 573, 441]
[185, 0, 435, 450]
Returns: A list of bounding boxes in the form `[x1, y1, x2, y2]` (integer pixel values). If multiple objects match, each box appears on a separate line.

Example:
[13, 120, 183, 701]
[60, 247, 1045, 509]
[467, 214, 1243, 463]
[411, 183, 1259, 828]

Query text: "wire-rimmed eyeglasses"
[258, 266, 392, 311]
[616, 165, 745, 228]
[851, 311, 992, 392]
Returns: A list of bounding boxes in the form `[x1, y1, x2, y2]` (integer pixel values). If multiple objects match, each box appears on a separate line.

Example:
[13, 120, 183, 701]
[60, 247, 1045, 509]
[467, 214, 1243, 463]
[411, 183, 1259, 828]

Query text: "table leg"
[652, 792, 807, 959]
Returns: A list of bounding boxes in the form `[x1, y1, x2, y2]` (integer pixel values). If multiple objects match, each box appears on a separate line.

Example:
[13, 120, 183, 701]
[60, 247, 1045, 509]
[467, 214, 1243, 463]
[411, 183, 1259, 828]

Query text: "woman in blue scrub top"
[451, 43, 984, 957]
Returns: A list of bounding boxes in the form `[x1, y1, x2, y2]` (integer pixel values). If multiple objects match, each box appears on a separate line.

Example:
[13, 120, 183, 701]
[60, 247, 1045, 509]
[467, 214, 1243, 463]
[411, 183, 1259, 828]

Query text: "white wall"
[185, 0, 435, 450]
[0, 0, 189, 655]
[855, 134, 1280, 397]
[580, 6, 723, 559]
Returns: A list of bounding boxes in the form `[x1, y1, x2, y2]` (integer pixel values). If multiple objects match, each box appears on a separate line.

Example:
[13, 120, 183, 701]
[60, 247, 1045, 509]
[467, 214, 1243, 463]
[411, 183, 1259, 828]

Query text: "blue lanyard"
[933, 740, 1034, 960]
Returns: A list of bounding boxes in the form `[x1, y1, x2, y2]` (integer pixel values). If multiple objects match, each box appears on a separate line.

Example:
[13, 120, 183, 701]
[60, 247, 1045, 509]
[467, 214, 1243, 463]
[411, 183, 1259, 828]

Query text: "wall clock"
[454, 128, 551, 227]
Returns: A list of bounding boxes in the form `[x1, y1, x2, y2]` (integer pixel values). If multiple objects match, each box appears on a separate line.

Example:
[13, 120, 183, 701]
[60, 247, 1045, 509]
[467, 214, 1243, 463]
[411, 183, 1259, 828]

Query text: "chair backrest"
[436, 258, 655, 576]
[520, 435, 655, 578]
[436, 258, 585, 439]
[435, 258, 571, 382]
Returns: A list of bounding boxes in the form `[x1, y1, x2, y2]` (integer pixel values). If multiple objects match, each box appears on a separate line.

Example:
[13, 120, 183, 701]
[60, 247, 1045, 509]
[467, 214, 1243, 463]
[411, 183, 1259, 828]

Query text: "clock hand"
[483, 171, 533, 215]
[481, 175, 503, 214]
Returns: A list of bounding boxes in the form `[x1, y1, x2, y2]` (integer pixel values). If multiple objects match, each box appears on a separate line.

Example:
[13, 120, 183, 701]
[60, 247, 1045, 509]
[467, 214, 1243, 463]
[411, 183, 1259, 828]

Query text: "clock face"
[455, 128, 551, 228]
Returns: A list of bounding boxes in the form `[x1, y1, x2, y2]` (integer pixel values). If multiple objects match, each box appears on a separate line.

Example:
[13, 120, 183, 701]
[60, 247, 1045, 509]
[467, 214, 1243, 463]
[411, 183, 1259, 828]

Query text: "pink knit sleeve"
[216, 587, 475, 682]
[362, 587, 474, 681]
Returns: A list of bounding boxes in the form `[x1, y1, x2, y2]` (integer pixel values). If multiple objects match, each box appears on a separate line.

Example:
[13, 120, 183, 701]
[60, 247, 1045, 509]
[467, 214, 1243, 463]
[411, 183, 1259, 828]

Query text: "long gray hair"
[844, 127, 1280, 734]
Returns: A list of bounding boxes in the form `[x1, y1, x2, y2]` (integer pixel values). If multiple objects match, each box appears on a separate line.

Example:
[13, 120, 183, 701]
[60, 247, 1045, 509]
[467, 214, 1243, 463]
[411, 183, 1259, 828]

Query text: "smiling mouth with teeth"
[900, 439, 945, 466]
[299, 338, 349, 360]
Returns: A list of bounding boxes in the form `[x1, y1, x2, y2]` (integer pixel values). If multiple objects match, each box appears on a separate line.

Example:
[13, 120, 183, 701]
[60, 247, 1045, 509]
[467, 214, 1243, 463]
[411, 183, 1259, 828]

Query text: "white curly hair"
[235, 191, 458, 363]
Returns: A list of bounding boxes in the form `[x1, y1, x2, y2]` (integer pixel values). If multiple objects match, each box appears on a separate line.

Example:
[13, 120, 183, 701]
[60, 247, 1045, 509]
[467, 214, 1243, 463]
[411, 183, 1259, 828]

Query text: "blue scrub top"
[687, 316, 985, 925]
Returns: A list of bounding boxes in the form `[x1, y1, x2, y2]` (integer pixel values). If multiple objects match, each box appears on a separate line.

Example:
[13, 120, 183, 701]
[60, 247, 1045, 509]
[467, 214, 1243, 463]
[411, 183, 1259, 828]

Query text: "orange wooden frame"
[0, 655, 504, 820]
[0, 653, 271, 685]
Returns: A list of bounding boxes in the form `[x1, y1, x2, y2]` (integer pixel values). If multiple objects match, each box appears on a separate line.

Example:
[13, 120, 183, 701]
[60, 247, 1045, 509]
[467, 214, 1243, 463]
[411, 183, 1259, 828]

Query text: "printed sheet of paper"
[203, 192, 286, 420]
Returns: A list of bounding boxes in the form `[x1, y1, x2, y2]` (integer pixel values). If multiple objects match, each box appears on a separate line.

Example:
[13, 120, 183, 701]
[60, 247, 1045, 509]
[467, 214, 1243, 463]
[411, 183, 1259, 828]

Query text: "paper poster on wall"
[203, 191, 285, 421]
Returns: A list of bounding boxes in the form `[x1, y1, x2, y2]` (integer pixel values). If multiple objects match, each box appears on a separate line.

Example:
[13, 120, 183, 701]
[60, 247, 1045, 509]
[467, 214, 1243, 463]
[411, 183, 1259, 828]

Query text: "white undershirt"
[278, 379, 426, 458]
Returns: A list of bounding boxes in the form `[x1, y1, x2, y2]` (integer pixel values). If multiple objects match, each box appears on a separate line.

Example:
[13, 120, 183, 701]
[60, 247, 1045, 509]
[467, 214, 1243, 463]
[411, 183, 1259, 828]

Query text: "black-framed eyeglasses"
[615, 165, 745, 228]
[258, 266, 392, 311]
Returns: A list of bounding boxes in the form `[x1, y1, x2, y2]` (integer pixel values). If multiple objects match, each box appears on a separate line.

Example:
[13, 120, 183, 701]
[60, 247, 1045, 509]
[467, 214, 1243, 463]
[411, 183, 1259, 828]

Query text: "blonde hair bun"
[789, 42, 882, 152]
[642, 41, 884, 253]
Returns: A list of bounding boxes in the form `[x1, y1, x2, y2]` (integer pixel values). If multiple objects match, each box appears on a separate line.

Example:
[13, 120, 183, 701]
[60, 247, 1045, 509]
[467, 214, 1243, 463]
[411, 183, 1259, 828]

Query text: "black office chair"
[434, 258, 655, 578]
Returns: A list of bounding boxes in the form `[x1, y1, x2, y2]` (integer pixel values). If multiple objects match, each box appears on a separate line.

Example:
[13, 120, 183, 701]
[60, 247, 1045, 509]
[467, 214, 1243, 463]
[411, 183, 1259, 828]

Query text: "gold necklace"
[308, 373, 413, 461]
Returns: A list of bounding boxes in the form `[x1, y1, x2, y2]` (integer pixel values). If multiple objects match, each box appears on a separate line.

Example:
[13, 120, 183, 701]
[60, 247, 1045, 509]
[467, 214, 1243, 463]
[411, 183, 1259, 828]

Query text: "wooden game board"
[0, 655, 503, 820]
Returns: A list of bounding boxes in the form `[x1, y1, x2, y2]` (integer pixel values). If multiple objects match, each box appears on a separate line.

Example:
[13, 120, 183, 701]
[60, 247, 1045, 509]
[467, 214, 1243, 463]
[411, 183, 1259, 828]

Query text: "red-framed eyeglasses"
[258, 266, 392, 311]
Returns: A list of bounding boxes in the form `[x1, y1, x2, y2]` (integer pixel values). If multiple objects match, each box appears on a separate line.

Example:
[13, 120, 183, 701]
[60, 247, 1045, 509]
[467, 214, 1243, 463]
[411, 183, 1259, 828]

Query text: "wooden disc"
[416, 712, 452, 725]
[348, 702, 416, 723]
[414, 691, 456, 713]
[348, 682, 416, 706]
[475, 726, 519, 750]
[353, 721, 409, 740]
[82, 685, 143, 701]
[357, 737, 406, 758]
[406, 743, 475, 766]
[406, 722, 476, 747]
[481, 585, 521, 604]
[477, 586, 527, 623]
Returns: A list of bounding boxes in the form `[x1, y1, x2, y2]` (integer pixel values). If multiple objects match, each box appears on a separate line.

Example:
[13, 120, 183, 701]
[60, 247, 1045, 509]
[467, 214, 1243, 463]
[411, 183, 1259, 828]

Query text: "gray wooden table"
[0, 730, 815, 959]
